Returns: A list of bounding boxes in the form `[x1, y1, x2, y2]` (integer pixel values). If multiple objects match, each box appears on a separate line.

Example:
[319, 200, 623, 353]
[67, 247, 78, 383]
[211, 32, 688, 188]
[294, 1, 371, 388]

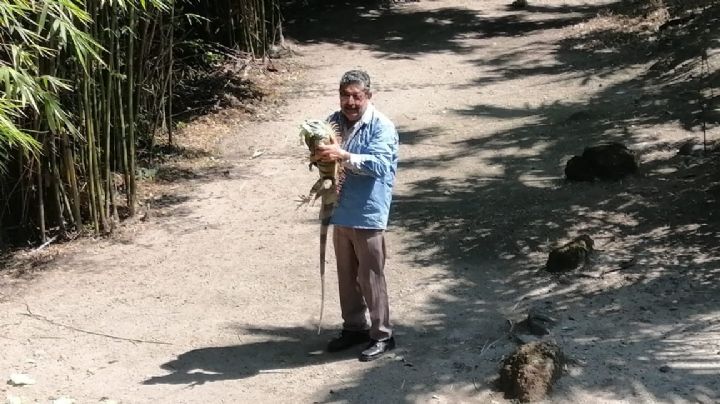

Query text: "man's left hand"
[315, 143, 349, 162]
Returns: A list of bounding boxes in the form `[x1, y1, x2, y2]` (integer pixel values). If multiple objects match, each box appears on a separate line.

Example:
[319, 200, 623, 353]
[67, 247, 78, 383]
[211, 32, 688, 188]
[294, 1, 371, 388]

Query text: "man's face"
[340, 83, 371, 123]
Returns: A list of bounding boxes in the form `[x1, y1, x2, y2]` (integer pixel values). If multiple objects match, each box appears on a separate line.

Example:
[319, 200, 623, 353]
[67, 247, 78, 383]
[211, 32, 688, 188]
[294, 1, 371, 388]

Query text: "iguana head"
[299, 119, 338, 152]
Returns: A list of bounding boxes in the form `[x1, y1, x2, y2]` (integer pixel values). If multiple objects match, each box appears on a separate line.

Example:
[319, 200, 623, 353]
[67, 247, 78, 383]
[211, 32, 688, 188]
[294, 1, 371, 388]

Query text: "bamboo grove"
[0, 0, 282, 246]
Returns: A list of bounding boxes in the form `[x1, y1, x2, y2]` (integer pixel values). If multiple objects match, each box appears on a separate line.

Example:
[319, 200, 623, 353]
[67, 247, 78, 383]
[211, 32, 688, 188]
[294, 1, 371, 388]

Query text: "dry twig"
[20, 303, 172, 345]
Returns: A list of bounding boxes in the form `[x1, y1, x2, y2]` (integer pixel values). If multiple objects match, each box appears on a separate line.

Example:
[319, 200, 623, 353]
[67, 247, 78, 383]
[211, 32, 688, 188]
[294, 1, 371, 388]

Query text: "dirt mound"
[498, 341, 566, 402]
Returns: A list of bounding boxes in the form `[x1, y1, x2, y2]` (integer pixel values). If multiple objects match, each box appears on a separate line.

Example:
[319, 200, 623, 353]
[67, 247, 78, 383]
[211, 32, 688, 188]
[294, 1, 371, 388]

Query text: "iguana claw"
[296, 194, 316, 209]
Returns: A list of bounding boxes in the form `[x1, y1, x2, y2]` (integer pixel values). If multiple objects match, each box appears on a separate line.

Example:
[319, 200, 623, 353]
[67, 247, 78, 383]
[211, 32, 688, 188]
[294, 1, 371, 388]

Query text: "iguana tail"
[318, 204, 332, 335]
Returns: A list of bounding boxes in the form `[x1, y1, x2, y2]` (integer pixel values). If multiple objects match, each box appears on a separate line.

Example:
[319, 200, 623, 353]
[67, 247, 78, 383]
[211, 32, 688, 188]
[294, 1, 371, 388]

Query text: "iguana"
[299, 119, 342, 334]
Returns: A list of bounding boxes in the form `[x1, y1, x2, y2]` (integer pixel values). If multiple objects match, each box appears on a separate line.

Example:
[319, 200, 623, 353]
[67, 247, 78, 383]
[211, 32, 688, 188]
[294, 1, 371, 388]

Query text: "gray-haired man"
[314, 70, 399, 361]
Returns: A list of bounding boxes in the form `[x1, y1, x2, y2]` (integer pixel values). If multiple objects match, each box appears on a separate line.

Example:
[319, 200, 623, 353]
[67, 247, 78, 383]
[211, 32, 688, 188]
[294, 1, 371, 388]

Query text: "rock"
[546, 235, 594, 273]
[564, 156, 595, 182]
[515, 307, 559, 338]
[7, 374, 36, 386]
[677, 140, 705, 157]
[582, 143, 638, 180]
[526, 307, 559, 335]
[6, 395, 22, 404]
[498, 341, 565, 402]
[510, 0, 528, 8]
[565, 143, 638, 181]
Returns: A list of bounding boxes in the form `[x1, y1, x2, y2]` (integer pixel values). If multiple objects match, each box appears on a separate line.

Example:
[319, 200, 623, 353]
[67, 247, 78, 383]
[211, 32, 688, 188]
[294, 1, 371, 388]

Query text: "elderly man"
[314, 70, 399, 361]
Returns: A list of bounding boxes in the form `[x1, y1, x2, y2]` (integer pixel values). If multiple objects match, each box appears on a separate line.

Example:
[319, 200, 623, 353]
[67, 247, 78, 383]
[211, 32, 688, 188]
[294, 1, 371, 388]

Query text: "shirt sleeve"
[343, 120, 398, 179]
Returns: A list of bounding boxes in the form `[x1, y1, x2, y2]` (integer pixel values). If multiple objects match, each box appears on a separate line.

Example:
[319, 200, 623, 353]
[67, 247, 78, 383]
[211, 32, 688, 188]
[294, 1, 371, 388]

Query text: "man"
[314, 70, 399, 362]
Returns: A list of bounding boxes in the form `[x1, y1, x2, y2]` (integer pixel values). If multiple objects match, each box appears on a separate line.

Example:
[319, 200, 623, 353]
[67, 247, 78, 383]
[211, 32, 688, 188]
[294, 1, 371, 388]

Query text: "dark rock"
[516, 307, 559, 337]
[564, 155, 595, 182]
[565, 143, 638, 181]
[582, 143, 638, 180]
[678, 140, 705, 157]
[526, 307, 558, 335]
[546, 235, 593, 273]
[498, 341, 565, 402]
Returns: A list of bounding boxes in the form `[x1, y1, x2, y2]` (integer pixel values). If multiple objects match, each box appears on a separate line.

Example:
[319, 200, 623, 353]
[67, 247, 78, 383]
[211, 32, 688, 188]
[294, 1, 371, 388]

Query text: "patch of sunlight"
[571, 208, 640, 227]
[650, 166, 679, 175]
[424, 17, 453, 26]
[187, 368, 222, 375]
[677, 223, 702, 232]
[596, 47, 618, 54]
[615, 194, 656, 211]
[518, 172, 558, 188]
[520, 284, 561, 301]
[645, 225, 672, 238]
[359, 10, 381, 17]
[667, 366, 720, 374]
[573, 337, 599, 344]
[690, 253, 718, 264]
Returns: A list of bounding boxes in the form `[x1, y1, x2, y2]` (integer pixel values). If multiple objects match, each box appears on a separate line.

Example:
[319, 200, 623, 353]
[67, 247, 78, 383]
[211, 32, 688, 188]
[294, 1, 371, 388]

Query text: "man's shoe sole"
[359, 352, 388, 362]
[359, 339, 395, 362]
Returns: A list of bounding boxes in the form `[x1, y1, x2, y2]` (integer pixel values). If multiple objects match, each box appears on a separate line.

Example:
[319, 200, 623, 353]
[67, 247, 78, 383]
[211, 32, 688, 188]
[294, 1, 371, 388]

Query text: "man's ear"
[366, 91, 373, 100]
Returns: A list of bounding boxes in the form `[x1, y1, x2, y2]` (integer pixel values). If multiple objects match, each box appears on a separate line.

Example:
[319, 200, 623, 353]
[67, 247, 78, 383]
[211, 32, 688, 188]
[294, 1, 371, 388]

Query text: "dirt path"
[2, 1, 720, 403]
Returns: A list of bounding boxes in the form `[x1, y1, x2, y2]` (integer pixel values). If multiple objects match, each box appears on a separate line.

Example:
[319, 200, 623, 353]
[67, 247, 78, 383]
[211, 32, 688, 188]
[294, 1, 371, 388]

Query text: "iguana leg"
[296, 178, 325, 208]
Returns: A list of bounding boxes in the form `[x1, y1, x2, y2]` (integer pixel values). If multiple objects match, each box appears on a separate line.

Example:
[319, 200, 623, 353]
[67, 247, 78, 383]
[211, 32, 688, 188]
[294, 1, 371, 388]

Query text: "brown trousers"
[333, 226, 392, 341]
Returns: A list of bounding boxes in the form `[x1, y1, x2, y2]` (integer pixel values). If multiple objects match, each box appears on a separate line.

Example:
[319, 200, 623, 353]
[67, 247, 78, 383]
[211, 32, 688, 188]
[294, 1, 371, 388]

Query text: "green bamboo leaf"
[0, 106, 41, 175]
[39, 75, 72, 92]
[36, 2, 49, 36]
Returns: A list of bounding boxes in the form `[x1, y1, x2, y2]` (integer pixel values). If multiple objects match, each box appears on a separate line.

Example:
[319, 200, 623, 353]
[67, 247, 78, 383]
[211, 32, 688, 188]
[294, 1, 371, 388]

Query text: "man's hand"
[315, 143, 349, 163]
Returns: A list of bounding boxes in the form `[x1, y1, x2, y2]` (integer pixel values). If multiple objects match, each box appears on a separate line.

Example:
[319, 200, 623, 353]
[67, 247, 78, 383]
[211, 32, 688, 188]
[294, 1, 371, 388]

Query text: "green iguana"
[299, 119, 342, 334]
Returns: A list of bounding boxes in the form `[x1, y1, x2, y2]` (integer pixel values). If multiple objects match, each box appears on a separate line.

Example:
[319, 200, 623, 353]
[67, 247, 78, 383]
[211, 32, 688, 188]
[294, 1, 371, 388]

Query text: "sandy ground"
[2, 0, 720, 403]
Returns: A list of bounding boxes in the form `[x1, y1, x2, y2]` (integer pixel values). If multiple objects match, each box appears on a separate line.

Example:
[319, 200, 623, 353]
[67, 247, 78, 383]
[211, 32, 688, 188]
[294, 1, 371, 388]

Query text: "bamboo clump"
[0, 0, 283, 246]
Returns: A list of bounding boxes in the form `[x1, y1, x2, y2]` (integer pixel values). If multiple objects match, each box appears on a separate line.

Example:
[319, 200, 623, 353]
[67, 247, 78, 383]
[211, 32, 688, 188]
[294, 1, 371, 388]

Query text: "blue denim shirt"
[328, 105, 399, 229]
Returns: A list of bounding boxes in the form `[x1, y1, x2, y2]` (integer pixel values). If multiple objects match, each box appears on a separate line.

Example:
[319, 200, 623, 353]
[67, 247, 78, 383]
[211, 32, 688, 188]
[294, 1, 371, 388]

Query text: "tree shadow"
[382, 118, 720, 401]
[142, 326, 359, 386]
[465, 1, 720, 131]
[283, 0, 606, 58]
[277, 1, 720, 402]
[301, 2, 719, 402]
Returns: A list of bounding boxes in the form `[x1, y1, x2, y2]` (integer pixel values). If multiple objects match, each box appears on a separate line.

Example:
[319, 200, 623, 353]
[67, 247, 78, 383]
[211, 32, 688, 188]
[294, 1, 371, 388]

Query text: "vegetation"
[0, 0, 282, 247]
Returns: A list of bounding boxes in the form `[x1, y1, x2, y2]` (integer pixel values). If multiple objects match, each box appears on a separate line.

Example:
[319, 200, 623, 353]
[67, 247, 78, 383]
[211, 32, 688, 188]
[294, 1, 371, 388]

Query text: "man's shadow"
[143, 326, 359, 386]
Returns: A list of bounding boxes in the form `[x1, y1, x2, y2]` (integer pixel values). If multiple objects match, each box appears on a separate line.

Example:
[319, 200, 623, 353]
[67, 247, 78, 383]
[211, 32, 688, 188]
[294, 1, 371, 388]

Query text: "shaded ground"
[2, 0, 720, 403]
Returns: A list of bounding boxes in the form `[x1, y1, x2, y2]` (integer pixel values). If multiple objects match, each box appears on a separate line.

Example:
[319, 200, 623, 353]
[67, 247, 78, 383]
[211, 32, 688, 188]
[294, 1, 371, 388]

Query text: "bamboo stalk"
[167, 3, 175, 145]
[104, 4, 115, 230]
[83, 77, 99, 234]
[61, 130, 81, 231]
[127, 3, 137, 217]
[36, 156, 46, 243]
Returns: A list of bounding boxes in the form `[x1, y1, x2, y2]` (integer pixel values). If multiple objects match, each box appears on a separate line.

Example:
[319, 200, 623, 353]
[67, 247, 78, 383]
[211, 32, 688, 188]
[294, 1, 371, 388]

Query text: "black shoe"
[327, 330, 370, 352]
[359, 337, 395, 362]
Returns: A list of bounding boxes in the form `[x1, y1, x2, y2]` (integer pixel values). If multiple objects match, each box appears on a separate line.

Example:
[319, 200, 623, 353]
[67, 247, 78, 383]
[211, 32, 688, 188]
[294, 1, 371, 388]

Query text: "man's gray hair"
[339, 70, 371, 93]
